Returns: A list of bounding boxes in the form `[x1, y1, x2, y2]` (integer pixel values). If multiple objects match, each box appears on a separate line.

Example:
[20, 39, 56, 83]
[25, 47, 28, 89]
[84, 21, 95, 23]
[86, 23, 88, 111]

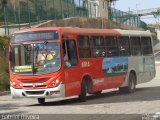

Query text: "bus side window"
[78, 36, 91, 58]
[141, 37, 152, 55]
[63, 40, 78, 68]
[130, 37, 141, 56]
[119, 36, 130, 56]
[91, 36, 105, 58]
[105, 36, 119, 57]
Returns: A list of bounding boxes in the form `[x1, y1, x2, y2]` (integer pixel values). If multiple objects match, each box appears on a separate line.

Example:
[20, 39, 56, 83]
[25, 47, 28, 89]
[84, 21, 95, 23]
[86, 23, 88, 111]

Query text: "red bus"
[9, 27, 155, 104]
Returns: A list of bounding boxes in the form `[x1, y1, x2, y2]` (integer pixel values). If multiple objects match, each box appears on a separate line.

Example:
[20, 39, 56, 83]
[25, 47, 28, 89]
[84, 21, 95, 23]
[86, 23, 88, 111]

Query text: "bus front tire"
[119, 73, 136, 94]
[78, 80, 87, 102]
[38, 98, 45, 105]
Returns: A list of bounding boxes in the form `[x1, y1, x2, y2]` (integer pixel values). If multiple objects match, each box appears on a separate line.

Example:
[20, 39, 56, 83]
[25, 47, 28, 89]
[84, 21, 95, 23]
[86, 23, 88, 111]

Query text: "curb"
[0, 91, 10, 96]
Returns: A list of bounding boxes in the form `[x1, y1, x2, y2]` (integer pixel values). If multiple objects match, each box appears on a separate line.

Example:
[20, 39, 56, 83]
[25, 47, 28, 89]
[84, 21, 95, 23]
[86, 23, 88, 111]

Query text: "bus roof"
[13, 27, 151, 37]
[13, 27, 120, 36]
[60, 27, 120, 36]
[114, 29, 151, 37]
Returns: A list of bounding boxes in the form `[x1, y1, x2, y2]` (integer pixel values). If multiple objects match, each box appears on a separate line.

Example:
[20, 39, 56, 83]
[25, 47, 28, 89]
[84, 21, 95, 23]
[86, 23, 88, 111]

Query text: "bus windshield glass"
[10, 42, 61, 75]
[11, 30, 59, 42]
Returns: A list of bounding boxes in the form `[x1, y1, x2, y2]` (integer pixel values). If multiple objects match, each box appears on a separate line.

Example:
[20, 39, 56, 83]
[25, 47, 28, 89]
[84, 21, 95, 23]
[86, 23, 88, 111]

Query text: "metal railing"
[0, 0, 148, 35]
[108, 7, 148, 30]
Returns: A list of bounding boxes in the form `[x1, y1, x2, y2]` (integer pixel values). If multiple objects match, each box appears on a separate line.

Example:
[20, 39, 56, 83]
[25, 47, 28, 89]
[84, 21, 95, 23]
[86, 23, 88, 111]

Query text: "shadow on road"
[0, 104, 20, 111]
[28, 86, 160, 106]
[0, 103, 26, 114]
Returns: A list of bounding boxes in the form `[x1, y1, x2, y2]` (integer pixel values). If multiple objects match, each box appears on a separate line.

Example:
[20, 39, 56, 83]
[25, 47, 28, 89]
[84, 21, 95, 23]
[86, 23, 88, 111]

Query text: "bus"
[9, 27, 156, 104]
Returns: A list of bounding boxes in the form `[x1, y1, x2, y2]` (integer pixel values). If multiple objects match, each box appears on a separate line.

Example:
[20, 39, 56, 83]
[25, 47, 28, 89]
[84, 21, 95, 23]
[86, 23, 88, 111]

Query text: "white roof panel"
[114, 29, 151, 37]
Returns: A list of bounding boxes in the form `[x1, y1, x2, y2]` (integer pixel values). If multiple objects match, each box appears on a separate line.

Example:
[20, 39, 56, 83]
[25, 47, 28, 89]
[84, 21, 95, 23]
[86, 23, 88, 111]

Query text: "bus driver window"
[63, 41, 71, 68]
[62, 40, 78, 68]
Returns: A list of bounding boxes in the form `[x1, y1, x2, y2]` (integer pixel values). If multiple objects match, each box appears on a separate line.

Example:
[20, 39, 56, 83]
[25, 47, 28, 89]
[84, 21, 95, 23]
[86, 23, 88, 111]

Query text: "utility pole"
[2, 0, 9, 35]
[18, 0, 21, 30]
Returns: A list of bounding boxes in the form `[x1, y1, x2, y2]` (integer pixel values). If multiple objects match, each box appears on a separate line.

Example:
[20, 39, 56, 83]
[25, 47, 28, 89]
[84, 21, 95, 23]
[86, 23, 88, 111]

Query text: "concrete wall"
[37, 17, 143, 31]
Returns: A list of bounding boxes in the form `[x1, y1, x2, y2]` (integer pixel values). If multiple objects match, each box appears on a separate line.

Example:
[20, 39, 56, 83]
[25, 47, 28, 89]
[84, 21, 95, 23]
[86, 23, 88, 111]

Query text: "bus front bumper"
[10, 84, 65, 99]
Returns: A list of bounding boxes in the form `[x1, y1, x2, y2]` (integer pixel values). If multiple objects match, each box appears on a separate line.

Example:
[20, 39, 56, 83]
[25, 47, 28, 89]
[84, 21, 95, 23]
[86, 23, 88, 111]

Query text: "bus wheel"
[119, 73, 136, 93]
[128, 73, 136, 93]
[78, 80, 87, 102]
[38, 98, 45, 105]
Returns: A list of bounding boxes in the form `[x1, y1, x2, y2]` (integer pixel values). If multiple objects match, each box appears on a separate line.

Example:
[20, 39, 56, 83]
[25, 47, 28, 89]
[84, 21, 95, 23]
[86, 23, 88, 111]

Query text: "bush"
[0, 36, 9, 92]
[0, 73, 10, 91]
[0, 36, 9, 46]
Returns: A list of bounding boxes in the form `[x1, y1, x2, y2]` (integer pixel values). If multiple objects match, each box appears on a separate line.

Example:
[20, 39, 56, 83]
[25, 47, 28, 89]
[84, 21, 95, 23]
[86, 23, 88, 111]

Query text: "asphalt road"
[1, 64, 160, 120]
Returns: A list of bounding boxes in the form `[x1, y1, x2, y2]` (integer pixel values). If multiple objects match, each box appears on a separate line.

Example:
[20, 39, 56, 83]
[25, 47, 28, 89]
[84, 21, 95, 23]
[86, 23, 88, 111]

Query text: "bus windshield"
[10, 42, 61, 75]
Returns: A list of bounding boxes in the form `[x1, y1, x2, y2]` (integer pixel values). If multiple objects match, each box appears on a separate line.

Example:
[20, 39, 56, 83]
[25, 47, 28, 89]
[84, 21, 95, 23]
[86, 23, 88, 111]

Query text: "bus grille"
[23, 85, 47, 89]
[25, 91, 45, 95]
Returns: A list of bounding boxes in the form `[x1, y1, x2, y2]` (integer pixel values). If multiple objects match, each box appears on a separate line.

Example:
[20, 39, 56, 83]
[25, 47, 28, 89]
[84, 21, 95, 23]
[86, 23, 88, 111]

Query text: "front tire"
[38, 98, 45, 105]
[78, 80, 87, 102]
[119, 73, 136, 93]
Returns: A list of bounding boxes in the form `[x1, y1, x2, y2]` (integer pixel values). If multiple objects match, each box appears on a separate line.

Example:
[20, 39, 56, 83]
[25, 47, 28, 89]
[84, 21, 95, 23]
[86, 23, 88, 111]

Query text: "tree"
[152, 9, 160, 29]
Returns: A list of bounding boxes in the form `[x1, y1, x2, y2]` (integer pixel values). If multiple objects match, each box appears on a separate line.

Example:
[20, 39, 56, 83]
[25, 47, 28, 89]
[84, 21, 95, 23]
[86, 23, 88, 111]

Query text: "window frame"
[141, 37, 153, 55]
[130, 36, 142, 56]
[105, 36, 119, 57]
[118, 36, 131, 56]
[90, 36, 106, 58]
[77, 36, 91, 59]
[63, 39, 79, 68]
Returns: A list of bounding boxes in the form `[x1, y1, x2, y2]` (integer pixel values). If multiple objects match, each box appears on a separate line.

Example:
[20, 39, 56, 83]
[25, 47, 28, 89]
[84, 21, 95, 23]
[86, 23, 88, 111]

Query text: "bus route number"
[82, 61, 90, 68]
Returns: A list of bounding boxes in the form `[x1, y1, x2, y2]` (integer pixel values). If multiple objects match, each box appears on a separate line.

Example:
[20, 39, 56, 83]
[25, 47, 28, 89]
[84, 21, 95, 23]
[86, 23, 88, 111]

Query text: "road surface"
[1, 64, 160, 120]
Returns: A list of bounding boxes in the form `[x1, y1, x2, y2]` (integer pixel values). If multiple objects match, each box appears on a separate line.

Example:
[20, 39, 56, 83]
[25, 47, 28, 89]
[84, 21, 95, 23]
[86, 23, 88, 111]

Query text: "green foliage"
[0, 36, 9, 46]
[0, 36, 9, 92]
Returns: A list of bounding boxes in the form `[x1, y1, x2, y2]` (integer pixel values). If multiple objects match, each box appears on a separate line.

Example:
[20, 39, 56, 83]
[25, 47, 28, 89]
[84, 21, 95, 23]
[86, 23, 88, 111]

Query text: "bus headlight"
[52, 79, 61, 88]
[10, 81, 21, 89]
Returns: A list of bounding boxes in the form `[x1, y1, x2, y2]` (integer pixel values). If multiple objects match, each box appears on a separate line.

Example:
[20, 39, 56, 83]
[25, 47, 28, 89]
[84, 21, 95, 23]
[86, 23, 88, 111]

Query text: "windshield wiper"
[17, 43, 31, 54]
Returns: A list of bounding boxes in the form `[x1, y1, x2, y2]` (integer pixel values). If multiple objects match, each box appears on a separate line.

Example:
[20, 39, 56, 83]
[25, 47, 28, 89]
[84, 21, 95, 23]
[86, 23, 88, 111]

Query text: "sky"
[114, 0, 160, 24]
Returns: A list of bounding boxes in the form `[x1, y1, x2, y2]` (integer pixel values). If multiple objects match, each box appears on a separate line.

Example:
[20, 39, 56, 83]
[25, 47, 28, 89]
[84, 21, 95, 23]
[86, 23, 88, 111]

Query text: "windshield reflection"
[10, 42, 61, 75]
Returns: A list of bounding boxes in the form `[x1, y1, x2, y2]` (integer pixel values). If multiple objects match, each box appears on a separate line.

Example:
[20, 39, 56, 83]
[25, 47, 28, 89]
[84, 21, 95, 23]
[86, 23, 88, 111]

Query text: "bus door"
[62, 39, 81, 97]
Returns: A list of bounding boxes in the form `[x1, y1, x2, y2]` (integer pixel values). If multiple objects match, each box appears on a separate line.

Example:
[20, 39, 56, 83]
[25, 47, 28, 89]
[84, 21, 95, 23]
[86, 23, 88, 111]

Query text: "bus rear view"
[10, 28, 64, 104]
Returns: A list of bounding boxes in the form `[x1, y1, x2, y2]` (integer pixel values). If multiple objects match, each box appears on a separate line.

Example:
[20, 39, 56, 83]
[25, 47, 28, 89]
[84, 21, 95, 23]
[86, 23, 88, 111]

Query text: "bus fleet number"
[81, 61, 90, 68]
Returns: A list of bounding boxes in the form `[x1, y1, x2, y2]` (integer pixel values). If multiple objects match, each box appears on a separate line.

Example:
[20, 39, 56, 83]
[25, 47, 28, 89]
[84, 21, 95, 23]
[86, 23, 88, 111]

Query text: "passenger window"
[91, 36, 106, 57]
[63, 40, 78, 68]
[130, 37, 141, 56]
[141, 37, 152, 55]
[119, 36, 130, 56]
[105, 36, 119, 57]
[78, 36, 91, 58]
